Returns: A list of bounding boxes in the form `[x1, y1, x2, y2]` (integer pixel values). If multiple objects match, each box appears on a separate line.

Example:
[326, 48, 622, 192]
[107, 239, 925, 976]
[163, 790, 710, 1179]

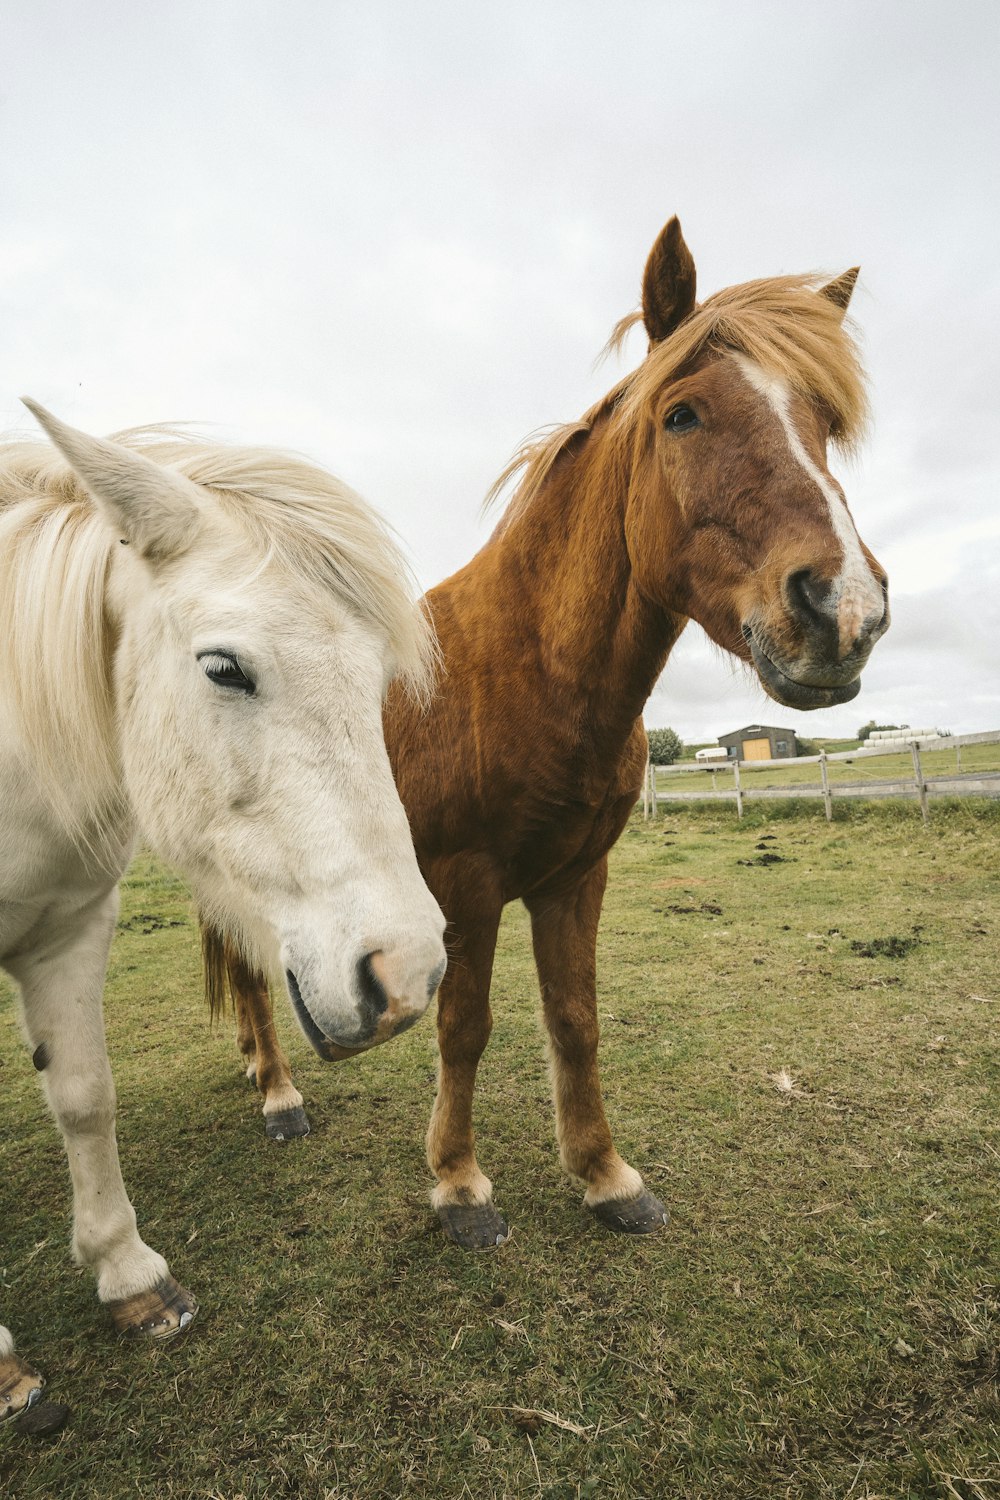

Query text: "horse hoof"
[437, 1201, 510, 1250]
[0, 1355, 45, 1422]
[16, 1399, 71, 1438]
[108, 1275, 199, 1339]
[590, 1188, 669, 1235]
[265, 1106, 311, 1142]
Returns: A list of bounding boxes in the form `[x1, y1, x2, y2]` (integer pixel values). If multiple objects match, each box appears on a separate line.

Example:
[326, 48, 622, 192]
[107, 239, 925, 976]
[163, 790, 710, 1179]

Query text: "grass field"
[2, 801, 999, 1498]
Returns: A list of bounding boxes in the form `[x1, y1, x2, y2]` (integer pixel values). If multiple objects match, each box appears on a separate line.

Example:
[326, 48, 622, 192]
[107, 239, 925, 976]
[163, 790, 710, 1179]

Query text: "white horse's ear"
[21, 398, 202, 560]
[818, 267, 859, 317]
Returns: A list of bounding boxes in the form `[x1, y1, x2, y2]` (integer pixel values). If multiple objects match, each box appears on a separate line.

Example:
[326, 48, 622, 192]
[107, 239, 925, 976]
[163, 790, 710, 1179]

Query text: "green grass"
[2, 805, 999, 1498]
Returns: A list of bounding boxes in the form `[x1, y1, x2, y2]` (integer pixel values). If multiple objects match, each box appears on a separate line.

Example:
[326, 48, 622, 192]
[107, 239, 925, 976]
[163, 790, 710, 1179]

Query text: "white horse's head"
[23, 401, 446, 1055]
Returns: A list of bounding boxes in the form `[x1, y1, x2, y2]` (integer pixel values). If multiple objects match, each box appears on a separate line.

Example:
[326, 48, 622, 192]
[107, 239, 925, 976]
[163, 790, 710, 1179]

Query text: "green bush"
[646, 726, 683, 764]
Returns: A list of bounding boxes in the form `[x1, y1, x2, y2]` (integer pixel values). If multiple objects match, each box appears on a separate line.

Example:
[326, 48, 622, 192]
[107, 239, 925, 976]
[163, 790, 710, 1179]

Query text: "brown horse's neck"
[475, 421, 685, 765]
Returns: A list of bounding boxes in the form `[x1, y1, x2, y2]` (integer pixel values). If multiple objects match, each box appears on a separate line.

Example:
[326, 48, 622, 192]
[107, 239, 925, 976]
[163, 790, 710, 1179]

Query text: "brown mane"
[487, 274, 869, 526]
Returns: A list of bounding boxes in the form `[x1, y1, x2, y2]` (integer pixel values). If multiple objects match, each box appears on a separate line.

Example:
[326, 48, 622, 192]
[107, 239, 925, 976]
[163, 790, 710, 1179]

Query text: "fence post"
[711, 767, 717, 793]
[819, 749, 832, 823]
[911, 741, 929, 823]
[733, 757, 743, 819]
[651, 763, 659, 819]
[642, 755, 650, 820]
[956, 742, 962, 773]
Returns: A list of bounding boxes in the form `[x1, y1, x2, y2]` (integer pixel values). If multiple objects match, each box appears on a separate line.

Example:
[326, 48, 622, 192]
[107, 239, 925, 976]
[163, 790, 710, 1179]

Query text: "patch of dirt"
[737, 852, 792, 867]
[849, 933, 921, 959]
[661, 902, 724, 917]
[118, 913, 186, 933]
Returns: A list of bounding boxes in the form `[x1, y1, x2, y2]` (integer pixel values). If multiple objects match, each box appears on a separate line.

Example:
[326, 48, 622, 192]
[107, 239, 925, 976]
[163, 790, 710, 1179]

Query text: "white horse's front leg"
[10, 889, 197, 1339]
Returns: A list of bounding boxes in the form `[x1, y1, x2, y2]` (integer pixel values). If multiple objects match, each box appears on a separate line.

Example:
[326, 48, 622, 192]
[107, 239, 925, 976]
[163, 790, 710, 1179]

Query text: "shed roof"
[717, 724, 796, 740]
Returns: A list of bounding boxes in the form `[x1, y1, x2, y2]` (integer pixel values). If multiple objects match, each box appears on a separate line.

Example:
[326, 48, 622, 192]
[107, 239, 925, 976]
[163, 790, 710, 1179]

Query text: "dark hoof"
[246, 1067, 257, 1088]
[590, 1188, 669, 1235]
[0, 1355, 44, 1422]
[16, 1399, 71, 1438]
[265, 1106, 311, 1142]
[108, 1275, 199, 1339]
[438, 1201, 509, 1250]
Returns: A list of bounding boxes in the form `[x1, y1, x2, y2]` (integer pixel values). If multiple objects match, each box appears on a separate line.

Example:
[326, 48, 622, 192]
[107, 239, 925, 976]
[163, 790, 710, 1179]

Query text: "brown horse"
[205, 216, 889, 1248]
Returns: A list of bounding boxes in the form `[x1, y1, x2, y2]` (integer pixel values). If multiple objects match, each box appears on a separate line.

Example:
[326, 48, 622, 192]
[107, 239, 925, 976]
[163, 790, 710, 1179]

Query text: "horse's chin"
[284, 969, 368, 1060]
[747, 634, 862, 711]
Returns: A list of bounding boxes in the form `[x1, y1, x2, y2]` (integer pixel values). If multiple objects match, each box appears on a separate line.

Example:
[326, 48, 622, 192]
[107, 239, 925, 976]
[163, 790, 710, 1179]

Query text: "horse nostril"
[357, 952, 388, 1016]
[787, 568, 834, 627]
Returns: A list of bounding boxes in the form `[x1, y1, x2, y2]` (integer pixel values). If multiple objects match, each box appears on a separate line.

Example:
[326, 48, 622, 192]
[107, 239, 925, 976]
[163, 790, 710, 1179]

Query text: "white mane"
[0, 428, 435, 849]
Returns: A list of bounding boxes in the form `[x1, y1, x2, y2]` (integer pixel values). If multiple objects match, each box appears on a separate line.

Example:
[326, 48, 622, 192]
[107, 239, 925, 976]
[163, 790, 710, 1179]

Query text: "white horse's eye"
[197, 651, 256, 696]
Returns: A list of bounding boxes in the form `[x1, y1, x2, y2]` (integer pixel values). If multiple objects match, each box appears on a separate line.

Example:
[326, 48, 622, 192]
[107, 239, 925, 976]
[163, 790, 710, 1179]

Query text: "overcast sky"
[3, 1, 998, 741]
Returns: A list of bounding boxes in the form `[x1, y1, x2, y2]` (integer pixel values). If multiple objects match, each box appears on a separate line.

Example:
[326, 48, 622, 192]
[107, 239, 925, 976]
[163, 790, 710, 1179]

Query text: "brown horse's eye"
[665, 404, 699, 433]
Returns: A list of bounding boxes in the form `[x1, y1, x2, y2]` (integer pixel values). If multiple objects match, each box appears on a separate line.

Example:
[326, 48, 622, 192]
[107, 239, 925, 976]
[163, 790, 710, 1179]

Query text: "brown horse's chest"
[389, 577, 652, 909]
[504, 788, 635, 900]
[401, 717, 644, 906]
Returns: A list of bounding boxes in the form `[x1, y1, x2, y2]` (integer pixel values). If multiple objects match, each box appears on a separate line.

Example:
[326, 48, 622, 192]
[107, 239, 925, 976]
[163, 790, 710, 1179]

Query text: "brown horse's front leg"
[426, 874, 507, 1249]
[526, 859, 668, 1235]
[226, 944, 310, 1143]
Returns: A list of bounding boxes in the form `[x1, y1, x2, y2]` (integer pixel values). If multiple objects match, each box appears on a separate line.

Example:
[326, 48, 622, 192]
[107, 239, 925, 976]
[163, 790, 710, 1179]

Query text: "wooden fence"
[643, 730, 1000, 823]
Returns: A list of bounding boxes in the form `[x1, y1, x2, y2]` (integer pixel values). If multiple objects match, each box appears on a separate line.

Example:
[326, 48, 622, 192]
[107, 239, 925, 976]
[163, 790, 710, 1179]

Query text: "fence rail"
[643, 730, 1000, 822]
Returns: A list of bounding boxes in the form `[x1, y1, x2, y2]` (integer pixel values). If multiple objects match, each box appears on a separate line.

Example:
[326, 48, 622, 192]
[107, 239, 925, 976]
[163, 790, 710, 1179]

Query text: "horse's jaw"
[278, 908, 446, 1059]
[745, 629, 863, 710]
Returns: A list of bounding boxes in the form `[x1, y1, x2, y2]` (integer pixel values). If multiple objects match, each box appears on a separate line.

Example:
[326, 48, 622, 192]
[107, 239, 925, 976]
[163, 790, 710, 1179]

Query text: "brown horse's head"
[621, 218, 888, 709]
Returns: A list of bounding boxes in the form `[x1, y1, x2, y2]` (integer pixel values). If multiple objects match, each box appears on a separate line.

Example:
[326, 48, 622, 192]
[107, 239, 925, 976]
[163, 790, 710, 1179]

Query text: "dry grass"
[1, 801, 998, 1498]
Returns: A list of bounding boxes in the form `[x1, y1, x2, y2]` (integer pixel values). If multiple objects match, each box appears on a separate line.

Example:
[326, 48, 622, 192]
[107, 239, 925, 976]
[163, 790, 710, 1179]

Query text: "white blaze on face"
[733, 355, 883, 655]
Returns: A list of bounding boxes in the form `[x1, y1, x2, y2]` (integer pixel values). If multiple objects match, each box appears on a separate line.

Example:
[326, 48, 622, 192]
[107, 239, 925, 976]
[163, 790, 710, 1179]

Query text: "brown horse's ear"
[819, 267, 859, 316]
[642, 216, 697, 343]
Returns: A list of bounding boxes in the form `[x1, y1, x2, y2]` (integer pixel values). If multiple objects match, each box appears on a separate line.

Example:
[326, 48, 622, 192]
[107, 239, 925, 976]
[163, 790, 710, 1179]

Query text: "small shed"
[717, 724, 798, 761]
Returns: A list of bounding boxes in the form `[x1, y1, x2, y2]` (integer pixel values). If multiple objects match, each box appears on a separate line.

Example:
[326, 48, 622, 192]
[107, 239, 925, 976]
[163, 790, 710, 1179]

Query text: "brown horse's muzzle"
[744, 565, 890, 711]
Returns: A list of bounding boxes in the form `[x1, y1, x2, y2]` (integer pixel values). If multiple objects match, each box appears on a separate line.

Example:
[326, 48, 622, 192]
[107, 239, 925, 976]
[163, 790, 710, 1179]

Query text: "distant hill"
[811, 737, 863, 753]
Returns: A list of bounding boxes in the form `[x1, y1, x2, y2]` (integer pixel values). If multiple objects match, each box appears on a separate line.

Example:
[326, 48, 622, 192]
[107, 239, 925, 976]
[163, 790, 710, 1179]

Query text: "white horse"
[0, 403, 446, 1421]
